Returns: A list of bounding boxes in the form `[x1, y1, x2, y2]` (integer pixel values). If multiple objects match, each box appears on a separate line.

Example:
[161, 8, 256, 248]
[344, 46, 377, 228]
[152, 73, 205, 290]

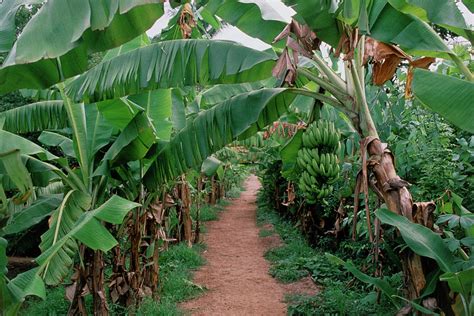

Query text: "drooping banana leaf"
[102, 33, 151, 61]
[0, 0, 43, 53]
[66, 39, 277, 103]
[0, 101, 67, 134]
[93, 112, 157, 177]
[36, 195, 140, 285]
[144, 88, 295, 187]
[0, 130, 57, 161]
[196, 79, 276, 109]
[19, 88, 62, 101]
[0, 0, 164, 95]
[39, 190, 91, 285]
[367, 1, 451, 58]
[412, 69, 474, 134]
[205, 0, 294, 45]
[375, 208, 456, 272]
[283, 0, 341, 47]
[1, 195, 63, 236]
[128, 89, 173, 140]
[388, 0, 473, 44]
[201, 156, 223, 177]
[0, 150, 33, 203]
[280, 130, 303, 179]
[38, 132, 75, 158]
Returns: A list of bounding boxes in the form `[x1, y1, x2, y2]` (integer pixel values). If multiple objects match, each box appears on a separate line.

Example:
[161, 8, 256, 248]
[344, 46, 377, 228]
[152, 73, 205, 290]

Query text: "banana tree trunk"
[177, 175, 192, 247]
[194, 176, 203, 244]
[364, 137, 426, 299]
[209, 175, 217, 205]
[92, 251, 108, 315]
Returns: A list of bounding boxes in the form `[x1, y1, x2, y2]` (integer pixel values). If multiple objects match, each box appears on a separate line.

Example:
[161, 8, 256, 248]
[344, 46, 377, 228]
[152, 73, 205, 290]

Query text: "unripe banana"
[302, 133, 310, 148]
[306, 163, 317, 177]
[310, 129, 318, 147]
[311, 159, 320, 174]
[320, 163, 326, 176]
[314, 128, 322, 146]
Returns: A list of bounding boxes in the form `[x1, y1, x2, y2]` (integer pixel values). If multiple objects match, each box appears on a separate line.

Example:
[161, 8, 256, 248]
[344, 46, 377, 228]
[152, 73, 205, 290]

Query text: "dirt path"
[181, 175, 287, 316]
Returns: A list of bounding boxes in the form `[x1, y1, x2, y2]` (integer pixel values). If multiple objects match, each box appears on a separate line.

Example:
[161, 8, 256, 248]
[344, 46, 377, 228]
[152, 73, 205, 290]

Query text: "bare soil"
[181, 175, 318, 316]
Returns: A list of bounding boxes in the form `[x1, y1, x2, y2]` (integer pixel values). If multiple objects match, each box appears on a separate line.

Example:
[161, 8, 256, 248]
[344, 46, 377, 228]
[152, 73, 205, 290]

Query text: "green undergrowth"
[257, 196, 397, 315]
[21, 243, 206, 316]
[22, 197, 237, 316]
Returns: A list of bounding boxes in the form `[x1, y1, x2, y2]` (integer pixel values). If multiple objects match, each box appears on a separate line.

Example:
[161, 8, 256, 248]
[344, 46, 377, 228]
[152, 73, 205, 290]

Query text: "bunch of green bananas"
[297, 119, 341, 204]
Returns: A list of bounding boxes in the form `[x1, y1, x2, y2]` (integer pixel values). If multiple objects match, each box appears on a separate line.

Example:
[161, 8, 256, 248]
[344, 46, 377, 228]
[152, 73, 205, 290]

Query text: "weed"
[259, 229, 274, 237]
[21, 286, 76, 315]
[257, 196, 396, 315]
[226, 185, 242, 199]
[286, 283, 395, 315]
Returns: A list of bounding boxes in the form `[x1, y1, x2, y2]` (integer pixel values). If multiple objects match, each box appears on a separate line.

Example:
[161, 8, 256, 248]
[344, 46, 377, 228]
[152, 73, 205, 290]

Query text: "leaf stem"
[311, 52, 347, 91]
[449, 53, 473, 82]
[296, 68, 352, 106]
[289, 88, 345, 109]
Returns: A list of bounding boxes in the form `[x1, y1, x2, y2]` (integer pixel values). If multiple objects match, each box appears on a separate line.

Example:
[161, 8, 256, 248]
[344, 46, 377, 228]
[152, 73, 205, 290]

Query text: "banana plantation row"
[0, 0, 473, 315]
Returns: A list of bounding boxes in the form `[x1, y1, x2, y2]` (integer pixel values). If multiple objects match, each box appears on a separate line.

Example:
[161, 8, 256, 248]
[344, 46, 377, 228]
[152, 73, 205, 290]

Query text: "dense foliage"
[0, 0, 473, 315]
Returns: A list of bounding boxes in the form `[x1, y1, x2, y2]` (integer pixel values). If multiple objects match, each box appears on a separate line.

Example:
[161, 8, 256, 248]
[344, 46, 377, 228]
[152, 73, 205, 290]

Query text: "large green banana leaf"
[144, 88, 295, 186]
[0, 0, 42, 53]
[196, 79, 275, 109]
[59, 95, 114, 183]
[280, 130, 303, 179]
[0, 130, 57, 161]
[1, 195, 63, 236]
[0, 101, 67, 134]
[0, 0, 164, 95]
[388, 0, 473, 43]
[283, 0, 341, 47]
[205, 0, 293, 44]
[39, 190, 91, 285]
[201, 156, 223, 177]
[412, 69, 474, 134]
[36, 195, 140, 285]
[368, 2, 451, 57]
[93, 112, 157, 177]
[0, 150, 33, 202]
[38, 132, 75, 158]
[128, 90, 173, 140]
[375, 208, 456, 272]
[66, 39, 277, 102]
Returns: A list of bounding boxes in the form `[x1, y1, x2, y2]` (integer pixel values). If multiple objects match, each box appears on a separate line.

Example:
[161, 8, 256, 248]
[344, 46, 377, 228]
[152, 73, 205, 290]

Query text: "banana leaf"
[412, 69, 474, 134]
[66, 39, 277, 102]
[375, 207, 456, 272]
[0, 0, 164, 94]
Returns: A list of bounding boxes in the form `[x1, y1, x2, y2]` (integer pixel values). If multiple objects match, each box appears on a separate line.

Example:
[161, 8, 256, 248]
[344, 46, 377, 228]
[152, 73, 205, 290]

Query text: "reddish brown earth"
[181, 175, 318, 316]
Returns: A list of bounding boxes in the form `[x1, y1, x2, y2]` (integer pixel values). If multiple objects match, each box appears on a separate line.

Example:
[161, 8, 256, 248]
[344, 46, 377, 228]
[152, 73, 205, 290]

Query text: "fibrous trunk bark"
[366, 137, 426, 299]
[92, 251, 108, 315]
[194, 176, 203, 244]
[177, 175, 192, 247]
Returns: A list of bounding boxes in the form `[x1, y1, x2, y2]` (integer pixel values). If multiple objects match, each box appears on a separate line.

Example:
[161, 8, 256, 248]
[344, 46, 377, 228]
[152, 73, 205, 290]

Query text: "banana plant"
[376, 207, 474, 316]
[1, 1, 473, 315]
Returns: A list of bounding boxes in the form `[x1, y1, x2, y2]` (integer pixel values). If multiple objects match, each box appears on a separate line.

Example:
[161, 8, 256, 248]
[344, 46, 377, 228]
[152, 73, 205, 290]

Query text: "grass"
[258, 229, 274, 237]
[256, 195, 397, 315]
[21, 243, 206, 316]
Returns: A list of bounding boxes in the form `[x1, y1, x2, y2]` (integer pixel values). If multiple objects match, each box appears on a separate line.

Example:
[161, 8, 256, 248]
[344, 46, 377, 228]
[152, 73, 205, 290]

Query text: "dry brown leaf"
[373, 55, 402, 85]
[179, 3, 196, 39]
[364, 37, 411, 85]
[405, 57, 436, 98]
